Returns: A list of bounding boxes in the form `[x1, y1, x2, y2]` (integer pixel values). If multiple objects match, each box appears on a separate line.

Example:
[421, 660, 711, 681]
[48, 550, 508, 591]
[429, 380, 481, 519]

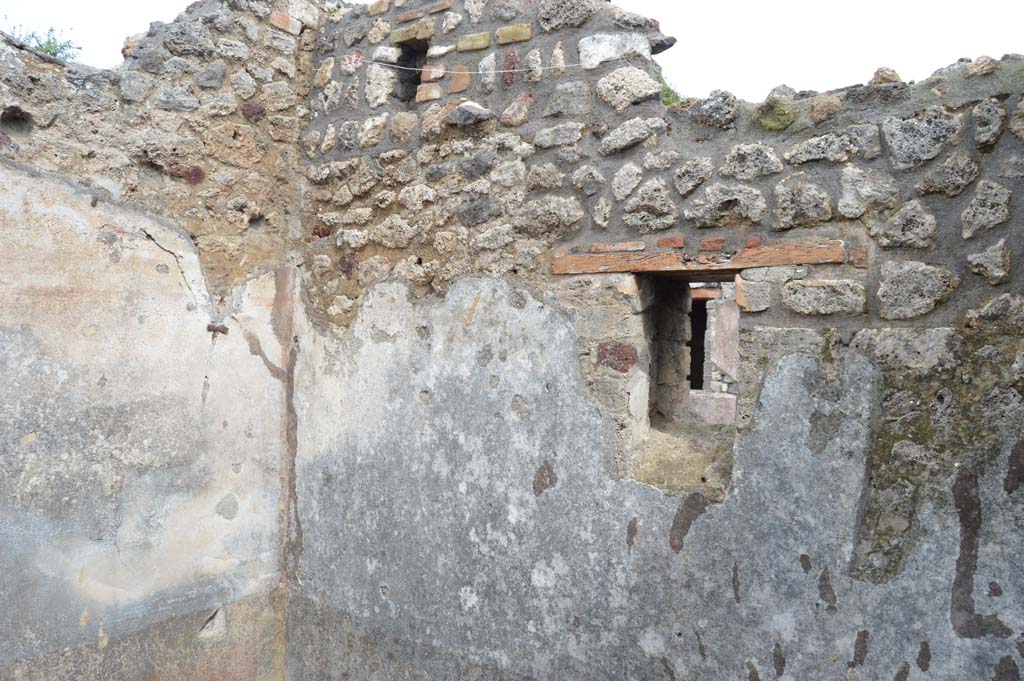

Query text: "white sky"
[1, 0, 1020, 100]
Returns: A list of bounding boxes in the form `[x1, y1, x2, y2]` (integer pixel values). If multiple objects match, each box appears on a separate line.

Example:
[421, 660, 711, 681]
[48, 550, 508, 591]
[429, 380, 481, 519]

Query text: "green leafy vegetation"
[4, 22, 79, 61]
[656, 73, 683, 107]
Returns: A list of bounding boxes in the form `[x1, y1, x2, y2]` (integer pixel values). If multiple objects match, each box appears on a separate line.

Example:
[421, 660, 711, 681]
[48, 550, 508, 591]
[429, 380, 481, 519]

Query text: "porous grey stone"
[735, 276, 771, 312]
[1011, 95, 1024, 141]
[119, 71, 154, 102]
[784, 133, 855, 164]
[593, 196, 611, 228]
[882, 106, 963, 169]
[230, 69, 257, 99]
[534, 122, 583, 148]
[162, 21, 214, 57]
[369, 215, 418, 248]
[643, 151, 680, 171]
[598, 117, 666, 155]
[868, 200, 936, 249]
[961, 180, 1011, 239]
[918, 151, 979, 197]
[538, 0, 597, 31]
[262, 81, 297, 111]
[479, 53, 497, 93]
[782, 280, 866, 315]
[471, 223, 513, 250]
[595, 67, 661, 111]
[445, 102, 495, 127]
[611, 163, 642, 201]
[741, 266, 809, 283]
[973, 98, 1006, 146]
[217, 38, 250, 60]
[673, 158, 713, 197]
[458, 194, 503, 226]
[837, 165, 899, 219]
[155, 86, 200, 110]
[966, 238, 1011, 285]
[571, 166, 605, 196]
[773, 179, 832, 230]
[442, 11, 463, 33]
[578, 33, 651, 70]
[195, 59, 227, 88]
[845, 123, 882, 159]
[200, 92, 237, 116]
[542, 81, 592, 118]
[514, 196, 584, 237]
[720, 143, 783, 180]
[688, 90, 738, 128]
[526, 163, 564, 190]
[685, 183, 767, 228]
[398, 184, 435, 211]
[366, 64, 397, 107]
[878, 261, 959, 320]
[622, 178, 679, 233]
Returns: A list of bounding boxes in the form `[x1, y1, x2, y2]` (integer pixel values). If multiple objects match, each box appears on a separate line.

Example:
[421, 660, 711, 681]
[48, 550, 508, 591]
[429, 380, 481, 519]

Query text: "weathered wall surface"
[2, 0, 1024, 678]
[0, 161, 290, 678]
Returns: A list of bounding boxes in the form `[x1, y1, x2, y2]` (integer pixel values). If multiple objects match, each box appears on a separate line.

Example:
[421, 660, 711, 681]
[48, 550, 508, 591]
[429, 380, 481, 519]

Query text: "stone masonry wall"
[1, 0, 1023, 678]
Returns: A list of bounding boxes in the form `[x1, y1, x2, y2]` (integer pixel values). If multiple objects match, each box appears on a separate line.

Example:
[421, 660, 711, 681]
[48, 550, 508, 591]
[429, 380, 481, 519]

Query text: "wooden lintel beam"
[550, 240, 846, 276]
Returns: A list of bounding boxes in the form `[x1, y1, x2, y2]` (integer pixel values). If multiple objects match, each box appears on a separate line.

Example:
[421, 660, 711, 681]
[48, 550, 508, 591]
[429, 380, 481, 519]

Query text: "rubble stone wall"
[1, 0, 1023, 678]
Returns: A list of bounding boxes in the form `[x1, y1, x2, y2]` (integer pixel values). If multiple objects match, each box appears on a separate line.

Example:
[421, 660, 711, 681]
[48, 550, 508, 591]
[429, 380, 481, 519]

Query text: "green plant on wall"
[4, 22, 79, 61]
[656, 73, 683, 106]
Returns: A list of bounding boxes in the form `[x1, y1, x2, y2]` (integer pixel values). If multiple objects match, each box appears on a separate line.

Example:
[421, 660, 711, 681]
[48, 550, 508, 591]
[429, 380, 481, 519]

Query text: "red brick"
[396, 10, 424, 23]
[699, 237, 726, 252]
[421, 64, 445, 82]
[597, 341, 638, 373]
[425, 0, 454, 13]
[415, 83, 442, 102]
[269, 11, 302, 35]
[588, 241, 646, 254]
[449, 65, 470, 93]
[745, 236, 763, 248]
[657, 235, 684, 249]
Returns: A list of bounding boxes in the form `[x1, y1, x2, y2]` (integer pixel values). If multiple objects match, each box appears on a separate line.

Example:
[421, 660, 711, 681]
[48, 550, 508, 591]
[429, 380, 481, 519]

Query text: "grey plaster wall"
[290, 277, 1024, 680]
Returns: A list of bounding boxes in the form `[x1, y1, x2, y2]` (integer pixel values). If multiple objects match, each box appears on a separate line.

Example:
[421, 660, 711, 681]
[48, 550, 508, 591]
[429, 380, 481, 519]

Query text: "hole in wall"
[1, 106, 34, 136]
[395, 39, 429, 102]
[689, 298, 708, 391]
[635, 276, 738, 500]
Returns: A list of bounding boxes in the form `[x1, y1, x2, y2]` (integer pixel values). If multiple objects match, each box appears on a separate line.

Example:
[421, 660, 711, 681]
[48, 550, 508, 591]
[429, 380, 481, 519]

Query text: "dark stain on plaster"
[1017, 634, 1024, 658]
[772, 642, 785, 678]
[917, 640, 931, 671]
[990, 582, 1005, 597]
[818, 567, 838, 612]
[659, 656, 676, 681]
[746, 660, 760, 681]
[694, 629, 706, 660]
[532, 461, 558, 497]
[669, 492, 708, 553]
[731, 561, 740, 603]
[1004, 440, 1024, 494]
[995, 655, 1022, 681]
[893, 661, 910, 681]
[848, 629, 869, 668]
[952, 470, 1013, 639]
[799, 553, 812, 573]
[626, 516, 639, 553]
